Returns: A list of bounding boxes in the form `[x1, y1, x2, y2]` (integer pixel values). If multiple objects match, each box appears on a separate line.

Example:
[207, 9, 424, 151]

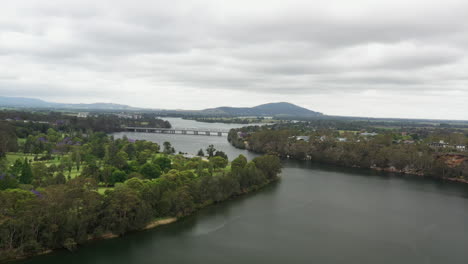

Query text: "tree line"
[228, 127, 468, 179]
[0, 110, 171, 133]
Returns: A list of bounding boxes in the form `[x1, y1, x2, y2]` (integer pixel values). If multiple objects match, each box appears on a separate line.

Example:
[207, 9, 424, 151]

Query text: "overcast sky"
[1, 0, 467, 119]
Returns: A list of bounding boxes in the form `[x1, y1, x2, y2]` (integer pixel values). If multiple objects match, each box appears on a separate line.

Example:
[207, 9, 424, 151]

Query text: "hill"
[0, 96, 56, 108]
[201, 102, 323, 117]
[0, 97, 322, 117]
[0, 96, 139, 110]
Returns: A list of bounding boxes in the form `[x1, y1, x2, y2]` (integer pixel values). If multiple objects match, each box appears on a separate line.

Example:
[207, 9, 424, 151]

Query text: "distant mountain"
[0, 97, 322, 117]
[202, 102, 323, 117]
[0, 96, 56, 108]
[0, 96, 139, 110]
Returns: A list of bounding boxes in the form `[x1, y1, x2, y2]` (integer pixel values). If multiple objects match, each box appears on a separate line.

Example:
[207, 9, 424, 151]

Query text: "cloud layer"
[1, 0, 467, 119]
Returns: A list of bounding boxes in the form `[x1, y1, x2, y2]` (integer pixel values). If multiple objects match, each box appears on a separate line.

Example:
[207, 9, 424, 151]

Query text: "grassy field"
[7, 152, 64, 164]
[6, 152, 81, 179]
[6, 152, 37, 164]
[97, 187, 114, 194]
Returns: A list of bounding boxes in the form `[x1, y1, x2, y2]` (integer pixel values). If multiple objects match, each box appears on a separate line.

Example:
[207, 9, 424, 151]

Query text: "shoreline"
[5, 217, 178, 263]
[143, 217, 178, 230]
[5, 176, 278, 263]
[233, 144, 467, 184]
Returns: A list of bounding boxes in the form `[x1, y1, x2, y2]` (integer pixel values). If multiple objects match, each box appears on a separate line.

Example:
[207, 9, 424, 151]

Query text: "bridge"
[124, 127, 231, 136]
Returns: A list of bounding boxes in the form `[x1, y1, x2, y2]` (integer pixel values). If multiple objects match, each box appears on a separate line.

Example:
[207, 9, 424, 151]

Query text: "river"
[18, 118, 468, 264]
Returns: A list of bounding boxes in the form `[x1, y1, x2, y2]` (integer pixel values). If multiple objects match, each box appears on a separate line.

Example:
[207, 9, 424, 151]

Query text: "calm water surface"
[19, 118, 468, 264]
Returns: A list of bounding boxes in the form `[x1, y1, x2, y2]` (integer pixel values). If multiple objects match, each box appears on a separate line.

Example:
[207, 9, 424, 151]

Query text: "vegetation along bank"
[0, 120, 282, 261]
[228, 123, 468, 180]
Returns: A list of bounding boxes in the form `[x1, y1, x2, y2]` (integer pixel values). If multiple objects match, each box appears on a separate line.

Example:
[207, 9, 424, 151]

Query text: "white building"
[77, 112, 89, 118]
[455, 145, 467, 151]
[360, 132, 378, 136]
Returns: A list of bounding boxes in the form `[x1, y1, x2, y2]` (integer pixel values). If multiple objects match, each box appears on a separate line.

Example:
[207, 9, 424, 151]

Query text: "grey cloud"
[0, 0, 467, 119]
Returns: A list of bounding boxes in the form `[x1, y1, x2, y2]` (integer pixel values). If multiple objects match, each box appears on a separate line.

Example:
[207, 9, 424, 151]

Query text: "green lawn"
[97, 187, 114, 194]
[6, 153, 36, 164]
[6, 152, 81, 179]
[66, 167, 81, 179]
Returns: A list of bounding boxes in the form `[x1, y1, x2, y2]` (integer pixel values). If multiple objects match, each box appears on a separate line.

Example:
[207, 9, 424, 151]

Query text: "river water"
[19, 118, 468, 264]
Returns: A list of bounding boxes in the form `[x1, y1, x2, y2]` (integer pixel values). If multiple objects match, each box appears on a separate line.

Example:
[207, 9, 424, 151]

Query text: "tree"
[244, 161, 266, 188]
[154, 156, 172, 172]
[231, 155, 247, 172]
[253, 155, 282, 180]
[100, 166, 114, 185]
[31, 162, 51, 186]
[209, 156, 228, 169]
[80, 163, 100, 181]
[0, 122, 18, 157]
[102, 187, 151, 235]
[71, 148, 81, 171]
[124, 143, 137, 160]
[61, 156, 73, 176]
[139, 163, 162, 179]
[163, 142, 175, 154]
[0, 173, 19, 190]
[114, 151, 129, 169]
[110, 170, 127, 185]
[19, 159, 33, 184]
[9, 159, 24, 177]
[137, 150, 152, 165]
[197, 149, 205, 157]
[55, 172, 66, 185]
[214, 151, 228, 160]
[206, 144, 216, 158]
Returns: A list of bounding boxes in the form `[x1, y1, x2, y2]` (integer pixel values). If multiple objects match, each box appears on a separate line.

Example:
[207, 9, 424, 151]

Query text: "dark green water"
[17, 119, 468, 264]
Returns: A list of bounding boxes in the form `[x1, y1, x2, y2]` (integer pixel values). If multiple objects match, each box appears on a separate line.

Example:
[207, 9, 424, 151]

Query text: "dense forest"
[0, 120, 282, 261]
[228, 125, 468, 179]
[0, 110, 171, 133]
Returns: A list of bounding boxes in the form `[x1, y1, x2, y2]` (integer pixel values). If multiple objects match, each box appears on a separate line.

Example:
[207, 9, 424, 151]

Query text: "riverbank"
[96, 217, 178, 240]
[4, 173, 280, 263]
[230, 140, 468, 184]
[144, 217, 178, 230]
[4, 217, 178, 263]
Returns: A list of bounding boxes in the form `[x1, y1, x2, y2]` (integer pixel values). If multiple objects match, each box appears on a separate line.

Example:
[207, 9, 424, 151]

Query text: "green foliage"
[0, 122, 18, 156]
[231, 155, 247, 171]
[163, 142, 175, 155]
[139, 163, 162, 179]
[110, 170, 127, 185]
[214, 151, 228, 160]
[19, 159, 33, 184]
[0, 122, 283, 260]
[154, 156, 172, 172]
[253, 155, 282, 180]
[206, 144, 216, 157]
[197, 149, 205, 156]
[102, 186, 152, 235]
[230, 126, 468, 179]
[0, 174, 19, 190]
[209, 156, 228, 169]
[136, 150, 152, 165]
[9, 158, 23, 177]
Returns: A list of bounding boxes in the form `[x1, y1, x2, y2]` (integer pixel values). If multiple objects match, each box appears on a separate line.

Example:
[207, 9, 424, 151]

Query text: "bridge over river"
[124, 127, 231, 136]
